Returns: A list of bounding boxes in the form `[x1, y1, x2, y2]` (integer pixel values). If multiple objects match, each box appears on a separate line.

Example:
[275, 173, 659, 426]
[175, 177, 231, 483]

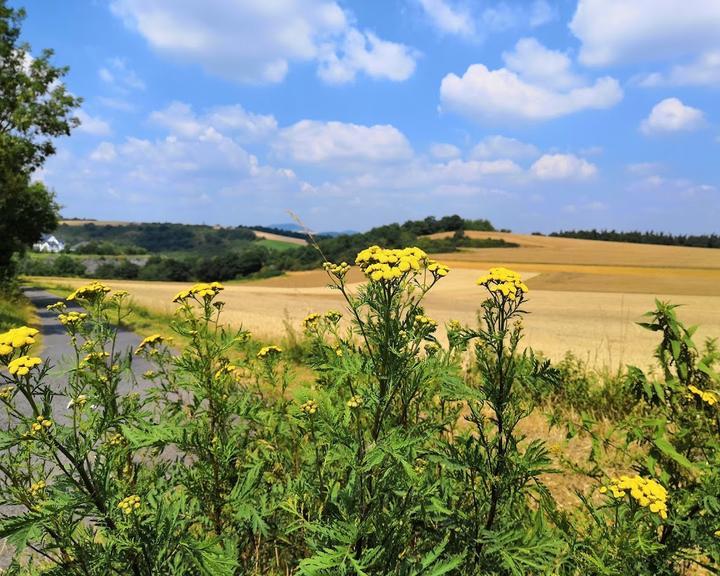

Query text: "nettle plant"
[0, 249, 718, 575]
[560, 301, 720, 575]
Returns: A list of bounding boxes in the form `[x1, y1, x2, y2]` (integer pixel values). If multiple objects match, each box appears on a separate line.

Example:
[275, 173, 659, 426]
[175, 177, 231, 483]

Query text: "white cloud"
[274, 120, 413, 165]
[75, 110, 112, 136]
[416, 0, 554, 38]
[111, 0, 417, 85]
[415, 0, 474, 37]
[440, 39, 622, 122]
[98, 58, 145, 91]
[150, 101, 277, 141]
[570, 0, 720, 67]
[640, 98, 704, 135]
[531, 154, 597, 180]
[317, 29, 417, 84]
[90, 142, 117, 162]
[638, 51, 720, 87]
[502, 38, 580, 90]
[429, 143, 461, 159]
[470, 135, 539, 160]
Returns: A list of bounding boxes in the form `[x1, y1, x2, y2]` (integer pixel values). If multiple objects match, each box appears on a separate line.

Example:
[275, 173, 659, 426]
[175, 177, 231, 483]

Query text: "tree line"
[550, 229, 720, 248]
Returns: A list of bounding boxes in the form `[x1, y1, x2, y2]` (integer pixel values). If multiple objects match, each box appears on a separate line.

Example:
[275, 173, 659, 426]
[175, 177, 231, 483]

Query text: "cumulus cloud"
[531, 154, 597, 180]
[317, 29, 418, 84]
[274, 120, 413, 165]
[429, 143, 461, 159]
[502, 38, 580, 90]
[470, 135, 539, 160]
[440, 38, 622, 122]
[570, 0, 720, 67]
[640, 98, 704, 135]
[75, 110, 112, 136]
[150, 101, 277, 141]
[111, 0, 417, 84]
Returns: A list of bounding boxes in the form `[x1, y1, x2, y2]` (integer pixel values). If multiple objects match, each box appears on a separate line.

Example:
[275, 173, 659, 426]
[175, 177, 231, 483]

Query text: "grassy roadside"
[0, 290, 35, 331]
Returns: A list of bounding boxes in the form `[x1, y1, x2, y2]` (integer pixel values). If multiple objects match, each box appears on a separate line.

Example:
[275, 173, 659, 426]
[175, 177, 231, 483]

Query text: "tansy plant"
[0, 252, 717, 575]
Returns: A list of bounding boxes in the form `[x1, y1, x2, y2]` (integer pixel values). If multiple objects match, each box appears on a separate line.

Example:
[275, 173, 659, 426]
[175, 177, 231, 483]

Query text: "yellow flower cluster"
[427, 261, 450, 277]
[477, 267, 529, 300]
[322, 261, 351, 278]
[67, 281, 111, 302]
[688, 384, 718, 406]
[107, 433, 125, 447]
[28, 480, 46, 498]
[0, 327, 39, 356]
[347, 395, 363, 409]
[300, 399, 318, 415]
[600, 475, 668, 520]
[28, 415, 53, 436]
[257, 345, 282, 360]
[46, 301, 66, 312]
[303, 313, 321, 331]
[117, 495, 141, 515]
[135, 334, 165, 354]
[415, 315, 438, 330]
[58, 311, 87, 327]
[0, 385, 13, 400]
[324, 310, 342, 323]
[215, 364, 237, 379]
[173, 282, 224, 303]
[424, 342, 441, 356]
[8, 356, 42, 376]
[356, 246, 443, 282]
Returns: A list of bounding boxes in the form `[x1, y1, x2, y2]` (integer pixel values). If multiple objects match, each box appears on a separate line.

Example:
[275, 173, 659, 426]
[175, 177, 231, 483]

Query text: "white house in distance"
[32, 234, 65, 253]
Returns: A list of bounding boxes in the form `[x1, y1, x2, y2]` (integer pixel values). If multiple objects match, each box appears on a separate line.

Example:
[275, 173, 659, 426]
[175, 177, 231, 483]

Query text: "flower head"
[58, 311, 87, 327]
[117, 495, 141, 515]
[174, 282, 224, 303]
[347, 395, 363, 409]
[303, 313, 321, 331]
[324, 310, 343, 324]
[0, 327, 39, 355]
[66, 281, 111, 302]
[7, 356, 42, 377]
[257, 345, 282, 360]
[135, 334, 165, 355]
[688, 384, 718, 406]
[477, 267, 528, 301]
[300, 399, 318, 415]
[323, 261, 351, 279]
[601, 475, 668, 520]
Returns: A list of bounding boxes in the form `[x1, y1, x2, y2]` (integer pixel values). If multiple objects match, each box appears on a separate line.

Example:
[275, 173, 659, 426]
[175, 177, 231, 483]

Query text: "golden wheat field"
[29, 233, 720, 369]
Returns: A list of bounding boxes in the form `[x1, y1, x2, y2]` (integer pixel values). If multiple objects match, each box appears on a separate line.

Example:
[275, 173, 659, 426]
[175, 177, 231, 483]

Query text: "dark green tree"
[0, 1, 80, 281]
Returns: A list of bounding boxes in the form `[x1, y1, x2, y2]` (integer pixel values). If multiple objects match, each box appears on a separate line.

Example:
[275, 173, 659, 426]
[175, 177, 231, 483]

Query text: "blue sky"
[14, 0, 720, 232]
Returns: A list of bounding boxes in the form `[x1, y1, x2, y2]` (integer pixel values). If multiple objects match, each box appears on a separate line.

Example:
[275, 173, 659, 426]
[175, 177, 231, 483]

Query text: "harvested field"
[28, 264, 720, 370]
[27, 229, 720, 371]
[252, 230, 307, 245]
